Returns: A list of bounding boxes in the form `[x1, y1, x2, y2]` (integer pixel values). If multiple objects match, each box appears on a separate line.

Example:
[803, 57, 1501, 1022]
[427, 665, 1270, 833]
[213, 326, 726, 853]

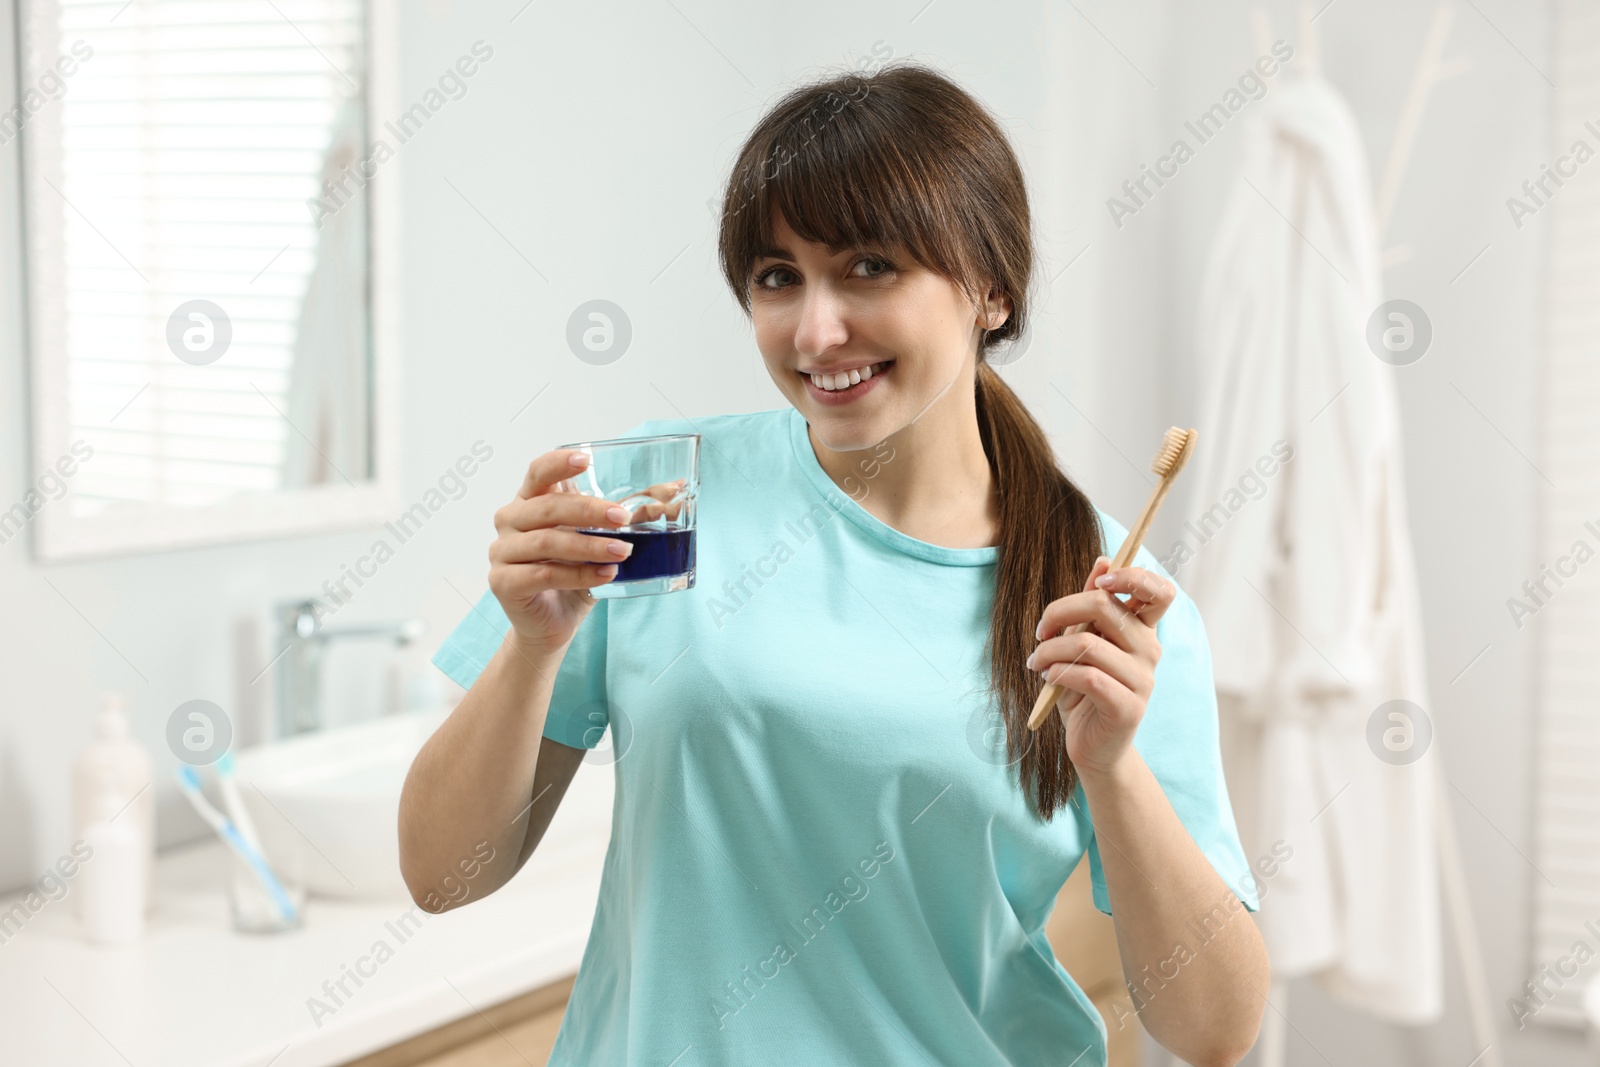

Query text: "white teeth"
[809, 361, 888, 391]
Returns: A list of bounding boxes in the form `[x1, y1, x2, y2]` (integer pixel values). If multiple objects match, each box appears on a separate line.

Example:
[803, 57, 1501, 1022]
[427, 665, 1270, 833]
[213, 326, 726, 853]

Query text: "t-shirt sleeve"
[429, 587, 613, 751]
[1083, 560, 1260, 916]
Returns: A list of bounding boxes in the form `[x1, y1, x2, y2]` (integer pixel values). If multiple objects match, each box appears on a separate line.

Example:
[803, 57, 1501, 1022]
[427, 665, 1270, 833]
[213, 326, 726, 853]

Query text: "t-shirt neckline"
[785, 406, 999, 568]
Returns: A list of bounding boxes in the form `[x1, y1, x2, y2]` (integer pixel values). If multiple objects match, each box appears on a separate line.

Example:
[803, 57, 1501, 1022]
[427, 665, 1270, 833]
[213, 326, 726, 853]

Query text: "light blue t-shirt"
[431, 405, 1258, 1066]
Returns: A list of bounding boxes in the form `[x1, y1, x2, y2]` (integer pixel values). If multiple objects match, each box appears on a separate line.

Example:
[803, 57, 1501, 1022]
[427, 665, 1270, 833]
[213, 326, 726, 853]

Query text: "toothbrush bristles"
[1151, 427, 1196, 478]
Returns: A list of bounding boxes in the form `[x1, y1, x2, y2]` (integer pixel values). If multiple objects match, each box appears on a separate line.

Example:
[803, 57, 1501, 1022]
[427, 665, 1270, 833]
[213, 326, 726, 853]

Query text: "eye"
[853, 256, 895, 278]
[751, 264, 794, 290]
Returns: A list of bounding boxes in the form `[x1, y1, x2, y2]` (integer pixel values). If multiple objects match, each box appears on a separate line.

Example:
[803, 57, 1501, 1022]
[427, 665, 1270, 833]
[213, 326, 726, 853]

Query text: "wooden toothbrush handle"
[1024, 470, 1183, 732]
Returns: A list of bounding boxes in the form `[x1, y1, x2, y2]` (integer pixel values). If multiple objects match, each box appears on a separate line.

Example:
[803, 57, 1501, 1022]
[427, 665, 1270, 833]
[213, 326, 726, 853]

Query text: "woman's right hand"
[487, 449, 640, 654]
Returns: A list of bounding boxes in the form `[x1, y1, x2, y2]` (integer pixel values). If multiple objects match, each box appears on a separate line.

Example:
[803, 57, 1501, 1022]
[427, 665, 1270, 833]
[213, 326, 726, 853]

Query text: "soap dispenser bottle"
[76, 781, 147, 945]
[72, 692, 155, 917]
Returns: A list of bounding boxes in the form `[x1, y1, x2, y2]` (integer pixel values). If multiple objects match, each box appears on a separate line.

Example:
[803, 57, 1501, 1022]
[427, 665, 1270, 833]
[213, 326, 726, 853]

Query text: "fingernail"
[606, 506, 630, 524]
[1035, 621, 1044, 640]
[598, 564, 618, 577]
[1095, 573, 1115, 587]
[1025, 652, 1037, 670]
[607, 541, 634, 557]
[569, 452, 590, 468]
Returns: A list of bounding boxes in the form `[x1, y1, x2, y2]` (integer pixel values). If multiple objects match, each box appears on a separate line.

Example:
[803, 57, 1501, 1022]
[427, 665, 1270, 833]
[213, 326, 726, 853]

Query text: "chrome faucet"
[274, 599, 426, 736]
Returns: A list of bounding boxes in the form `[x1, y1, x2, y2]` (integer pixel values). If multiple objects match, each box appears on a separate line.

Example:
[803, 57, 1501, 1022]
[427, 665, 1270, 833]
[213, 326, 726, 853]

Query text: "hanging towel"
[1180, 75, 1443, 1025]
[282, 94, 371, 489]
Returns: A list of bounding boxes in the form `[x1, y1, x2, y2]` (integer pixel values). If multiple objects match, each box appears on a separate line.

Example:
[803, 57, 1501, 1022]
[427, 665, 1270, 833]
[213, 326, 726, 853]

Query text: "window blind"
[1529, 0, 1600, 1028]
[28, 0, 366, 511]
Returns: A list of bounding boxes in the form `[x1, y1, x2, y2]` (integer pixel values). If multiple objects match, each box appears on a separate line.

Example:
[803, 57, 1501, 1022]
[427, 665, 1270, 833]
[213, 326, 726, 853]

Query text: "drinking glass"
[555, 432, 699, 599]
[227, 837, 306, 935]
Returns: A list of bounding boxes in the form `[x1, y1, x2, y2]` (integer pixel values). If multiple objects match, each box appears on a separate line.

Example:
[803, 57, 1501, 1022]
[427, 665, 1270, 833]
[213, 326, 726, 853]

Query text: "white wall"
[0, 0, 1573, 1063]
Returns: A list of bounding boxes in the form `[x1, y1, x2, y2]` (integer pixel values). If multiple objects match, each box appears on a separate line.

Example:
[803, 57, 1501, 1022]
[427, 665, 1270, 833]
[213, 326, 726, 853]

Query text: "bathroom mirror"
[12, 0, 400, 560]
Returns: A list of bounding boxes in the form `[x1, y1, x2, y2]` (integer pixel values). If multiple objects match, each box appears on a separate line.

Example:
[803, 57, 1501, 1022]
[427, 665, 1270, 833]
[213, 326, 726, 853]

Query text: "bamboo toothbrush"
[1026, 426, 1199, 732]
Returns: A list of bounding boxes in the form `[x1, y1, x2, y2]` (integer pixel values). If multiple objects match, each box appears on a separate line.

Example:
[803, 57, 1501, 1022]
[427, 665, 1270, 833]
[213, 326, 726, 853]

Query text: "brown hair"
[715, 61, 1104, 821]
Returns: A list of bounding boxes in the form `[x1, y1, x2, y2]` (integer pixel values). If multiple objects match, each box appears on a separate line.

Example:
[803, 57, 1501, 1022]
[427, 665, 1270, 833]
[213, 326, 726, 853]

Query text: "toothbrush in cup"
[174, 766, 298, 923]
[213, 751, 265, 854]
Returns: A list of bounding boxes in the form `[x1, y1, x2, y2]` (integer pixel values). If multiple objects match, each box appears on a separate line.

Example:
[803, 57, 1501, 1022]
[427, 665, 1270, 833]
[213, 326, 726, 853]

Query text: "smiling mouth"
[801, 360, 894, 392]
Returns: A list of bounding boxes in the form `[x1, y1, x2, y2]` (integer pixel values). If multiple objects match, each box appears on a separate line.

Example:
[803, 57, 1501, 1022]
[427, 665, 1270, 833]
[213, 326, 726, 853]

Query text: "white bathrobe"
[1179, 76, 1443, 1024]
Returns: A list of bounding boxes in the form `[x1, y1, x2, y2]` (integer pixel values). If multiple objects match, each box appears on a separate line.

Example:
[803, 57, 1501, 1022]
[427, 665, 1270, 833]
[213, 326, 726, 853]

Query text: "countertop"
[0, 833, 604, 1066]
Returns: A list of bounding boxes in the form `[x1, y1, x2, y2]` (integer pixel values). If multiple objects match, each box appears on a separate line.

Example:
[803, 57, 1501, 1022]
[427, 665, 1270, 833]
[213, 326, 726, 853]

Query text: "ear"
[981, 289, 1014, 331]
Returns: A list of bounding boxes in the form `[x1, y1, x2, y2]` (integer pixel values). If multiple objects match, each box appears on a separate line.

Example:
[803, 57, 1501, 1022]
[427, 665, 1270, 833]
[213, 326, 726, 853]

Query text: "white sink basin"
[232, 708, 614, 899]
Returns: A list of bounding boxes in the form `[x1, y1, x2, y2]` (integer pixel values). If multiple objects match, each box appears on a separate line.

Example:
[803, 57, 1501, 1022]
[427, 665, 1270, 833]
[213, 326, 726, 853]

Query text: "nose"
[793, 284, 850, 359]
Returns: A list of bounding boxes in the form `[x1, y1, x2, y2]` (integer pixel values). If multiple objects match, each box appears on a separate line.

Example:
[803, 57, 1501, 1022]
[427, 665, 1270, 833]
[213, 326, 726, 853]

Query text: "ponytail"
[975, 362, 1103, 819]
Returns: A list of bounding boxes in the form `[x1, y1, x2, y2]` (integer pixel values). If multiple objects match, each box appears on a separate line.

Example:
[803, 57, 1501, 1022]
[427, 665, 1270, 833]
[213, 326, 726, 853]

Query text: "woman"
[400, 61, 1269, 1065]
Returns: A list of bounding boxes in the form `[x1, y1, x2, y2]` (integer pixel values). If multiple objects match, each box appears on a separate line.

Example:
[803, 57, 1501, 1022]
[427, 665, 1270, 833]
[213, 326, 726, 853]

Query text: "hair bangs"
[720, 75, 983, 311]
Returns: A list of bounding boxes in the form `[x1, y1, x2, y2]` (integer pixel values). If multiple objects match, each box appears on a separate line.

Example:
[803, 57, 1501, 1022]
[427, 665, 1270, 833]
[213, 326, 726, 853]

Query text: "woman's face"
[749, 211, 1008, 452]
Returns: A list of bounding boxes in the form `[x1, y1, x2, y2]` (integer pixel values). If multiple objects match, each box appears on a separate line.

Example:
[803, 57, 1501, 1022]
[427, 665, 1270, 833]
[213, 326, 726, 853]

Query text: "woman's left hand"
[1027, 556, 1177, 781]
